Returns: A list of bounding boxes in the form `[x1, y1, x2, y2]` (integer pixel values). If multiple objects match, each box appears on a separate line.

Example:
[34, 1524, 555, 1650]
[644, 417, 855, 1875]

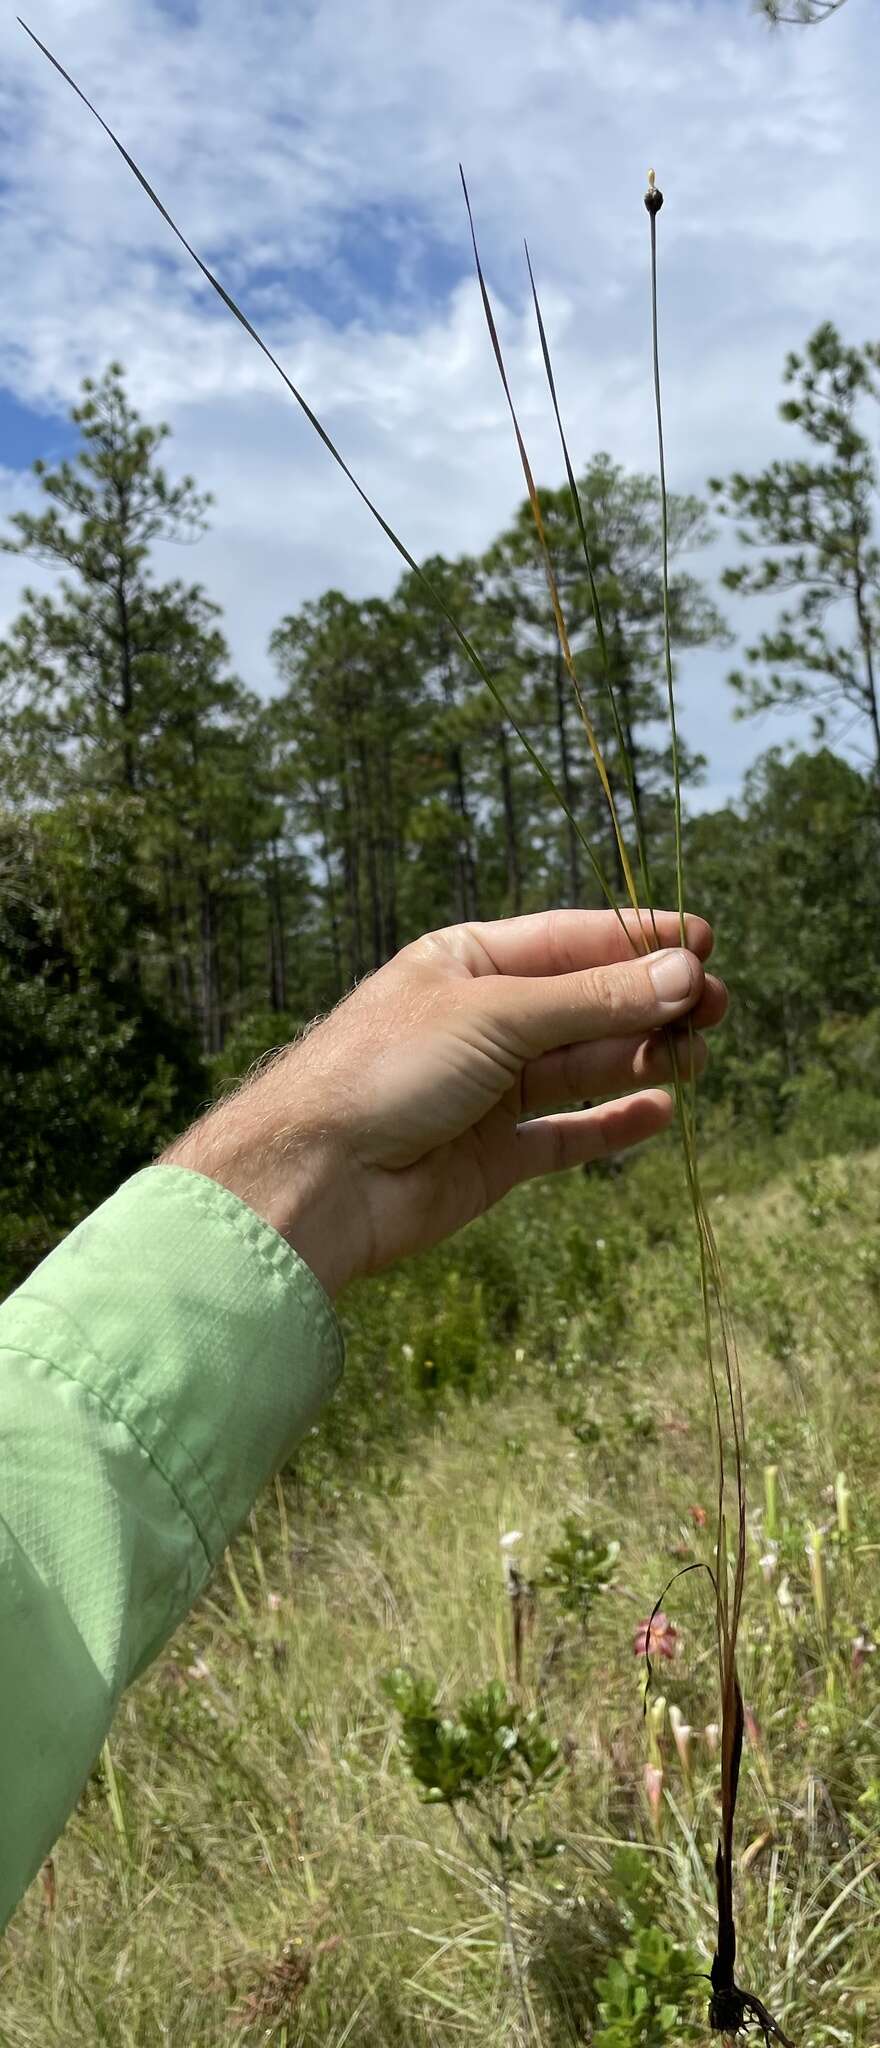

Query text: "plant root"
[709, 1977, 795, 2046]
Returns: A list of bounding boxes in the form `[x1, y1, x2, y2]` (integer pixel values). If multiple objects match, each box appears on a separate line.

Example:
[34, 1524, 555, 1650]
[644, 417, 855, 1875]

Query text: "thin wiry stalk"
[642, 176, 737, 1629]
[498, 1863, 539, 2048]
[646, 176, 791, 2045]
[523, 242, 659, 943]
[645, 179, 704, 1179]
[461, 159, 759, 2031]
[462, 177, 743, 1684]
[463, 203, 730, 1515]
[646, 181, 685, 947]
[465, 201, 721, 1470]
[643, 183, 745, 1561]
[460, 168, 645, 932]
[520, 249, 724, 1498]
[16, 18, 628, 938]
[452, 1808, 540, 2047]
[459, 187, 749, 1852]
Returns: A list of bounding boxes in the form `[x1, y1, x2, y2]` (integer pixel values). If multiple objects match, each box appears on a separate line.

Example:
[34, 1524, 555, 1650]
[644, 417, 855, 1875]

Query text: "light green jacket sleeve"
[0, 1164, 343, 1931]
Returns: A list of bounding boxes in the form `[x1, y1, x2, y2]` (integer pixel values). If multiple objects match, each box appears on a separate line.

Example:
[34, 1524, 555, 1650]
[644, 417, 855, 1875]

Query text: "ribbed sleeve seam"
[148, 1164, 343, 1376]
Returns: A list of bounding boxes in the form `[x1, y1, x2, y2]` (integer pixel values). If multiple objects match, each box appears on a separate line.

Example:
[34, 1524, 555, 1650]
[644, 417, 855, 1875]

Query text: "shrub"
[593, 1850, 700, 2047]
[542, 1517, 620, 1626]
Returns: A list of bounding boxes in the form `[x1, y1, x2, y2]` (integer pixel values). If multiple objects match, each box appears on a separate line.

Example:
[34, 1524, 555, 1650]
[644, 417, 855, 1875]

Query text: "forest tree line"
[3, 324, 880, 1288]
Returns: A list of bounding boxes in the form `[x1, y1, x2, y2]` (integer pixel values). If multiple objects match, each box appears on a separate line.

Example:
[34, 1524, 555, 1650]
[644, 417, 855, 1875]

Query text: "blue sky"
[1, 0, 878, 808]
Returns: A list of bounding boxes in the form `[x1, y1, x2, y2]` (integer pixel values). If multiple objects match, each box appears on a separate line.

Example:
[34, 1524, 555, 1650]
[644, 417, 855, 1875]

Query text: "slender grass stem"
[18, 22, 633, 938]
[452, 1808, 540, 2045]
[524, 244, 659, 947]
[499, 1862, 539, 2047]
[646, 170, 764, 2026]
[224, 1544, 252, 1623]
[460, 169, 643, 930]
[646, 184, 685, 948]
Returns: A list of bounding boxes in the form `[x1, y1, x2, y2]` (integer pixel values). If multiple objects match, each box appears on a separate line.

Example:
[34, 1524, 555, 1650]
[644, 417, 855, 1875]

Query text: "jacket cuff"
[13, 1164, 344, 1567]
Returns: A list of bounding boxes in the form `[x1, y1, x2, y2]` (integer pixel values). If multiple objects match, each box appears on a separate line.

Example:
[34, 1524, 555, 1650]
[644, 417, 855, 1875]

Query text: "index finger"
[458, 908, 714, 980]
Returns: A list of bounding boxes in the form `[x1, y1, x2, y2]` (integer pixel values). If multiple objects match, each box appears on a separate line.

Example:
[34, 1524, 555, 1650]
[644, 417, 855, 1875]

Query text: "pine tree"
[484, 457, 722, 899]
[0, 364, 209, 800]
[269, 592, 424, 984]
[0, 366, 289, 1052]
[711, 324, 880, 791]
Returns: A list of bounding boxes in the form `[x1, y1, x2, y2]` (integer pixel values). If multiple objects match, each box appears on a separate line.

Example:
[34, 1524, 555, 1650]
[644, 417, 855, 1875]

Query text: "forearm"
[0, 1165, 342, 1929]
[161, 1040, 367, 1299]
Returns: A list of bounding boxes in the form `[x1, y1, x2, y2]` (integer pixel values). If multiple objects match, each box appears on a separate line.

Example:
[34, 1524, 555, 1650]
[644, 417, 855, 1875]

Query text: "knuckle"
[588, 961, 641, 1023]
[545, 907, 581, 975]
[402, 928, 448, 967]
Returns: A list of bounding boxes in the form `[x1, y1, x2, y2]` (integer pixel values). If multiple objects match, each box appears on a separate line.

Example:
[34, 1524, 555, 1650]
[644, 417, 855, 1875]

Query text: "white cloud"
[0, 0, 877, 806]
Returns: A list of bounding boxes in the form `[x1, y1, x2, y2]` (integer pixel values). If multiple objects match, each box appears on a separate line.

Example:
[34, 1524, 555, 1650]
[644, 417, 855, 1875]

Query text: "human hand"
[162, 909, 726, 1299]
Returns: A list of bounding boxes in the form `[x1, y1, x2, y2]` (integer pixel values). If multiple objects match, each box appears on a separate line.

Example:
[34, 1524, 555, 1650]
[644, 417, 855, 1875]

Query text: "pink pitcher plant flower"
[633, 1610, 679, 1661]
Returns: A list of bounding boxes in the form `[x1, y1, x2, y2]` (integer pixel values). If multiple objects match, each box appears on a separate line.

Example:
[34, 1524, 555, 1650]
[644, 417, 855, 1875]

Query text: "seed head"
[645, 167, 664, 217]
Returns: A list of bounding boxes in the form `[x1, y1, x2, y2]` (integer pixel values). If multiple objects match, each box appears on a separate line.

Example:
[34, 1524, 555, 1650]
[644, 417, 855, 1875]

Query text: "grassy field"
[3, 1133, 880, 2046]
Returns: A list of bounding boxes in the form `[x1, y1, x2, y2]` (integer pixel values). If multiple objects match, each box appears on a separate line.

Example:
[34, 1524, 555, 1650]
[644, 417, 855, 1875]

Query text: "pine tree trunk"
[267, 840, 288, 1013]
[171, 852, 197, 1026]
[852, 554, 880, 796]
[616, 674, 646, 853]
[356, 730, 385, 968]
[440, 661, 480, 923]
[610, 621, 645, 887]
[456, 745, 485, 921]
[380, 734, 399, 959]
[315, 783, 344, 996]
[162, 860, 180, 1010]
[114, 523, 137, 797]
[553, 645, 581, 902]
[234, 892, 245, 1024]
[498, 726, 523, 913]
[198, 864, 222, 1055]
[338, 747, 363, 982]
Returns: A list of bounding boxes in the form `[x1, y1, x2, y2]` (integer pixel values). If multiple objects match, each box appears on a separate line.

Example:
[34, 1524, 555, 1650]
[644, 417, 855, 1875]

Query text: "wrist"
[161, 1051, 364, 1300]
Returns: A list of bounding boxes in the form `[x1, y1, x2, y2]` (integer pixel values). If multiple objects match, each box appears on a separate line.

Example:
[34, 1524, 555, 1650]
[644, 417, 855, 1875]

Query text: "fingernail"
[649, 950, 694, 1004]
